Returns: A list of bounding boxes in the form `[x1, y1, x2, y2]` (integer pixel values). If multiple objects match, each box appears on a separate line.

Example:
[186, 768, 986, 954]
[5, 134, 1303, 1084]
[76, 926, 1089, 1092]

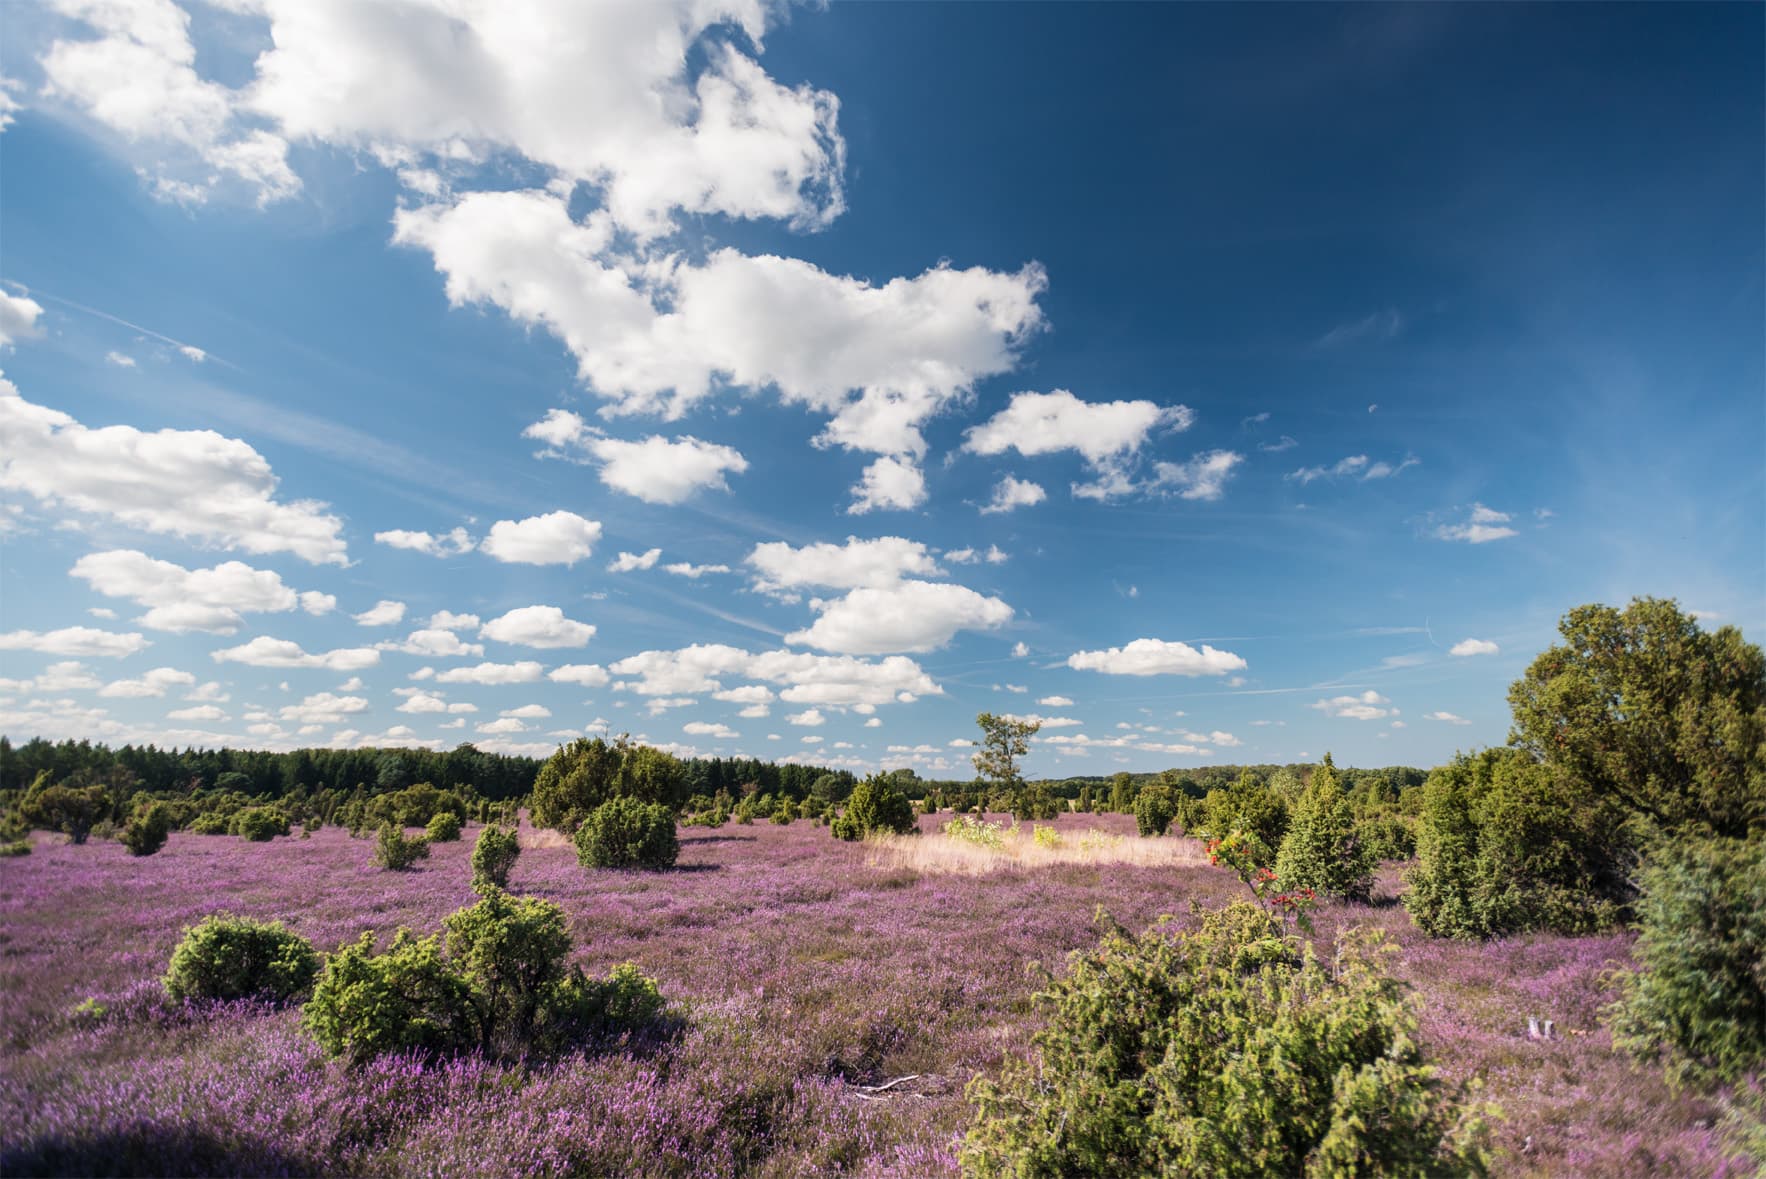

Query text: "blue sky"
[1, 1, 1760, 777]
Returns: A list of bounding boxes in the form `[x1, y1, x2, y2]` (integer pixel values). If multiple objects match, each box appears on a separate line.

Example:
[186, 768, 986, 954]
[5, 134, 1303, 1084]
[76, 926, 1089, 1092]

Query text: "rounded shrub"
[188, 811, 230, 835]
[303, 929, 475, 1063]
[119, 802, 173, 857]
[1134, 784, 1176, 836]
[1608, 835, 1766, 1087]
[831, 774, 917, 841]
[163, 915, 320, 1004]
[470, 825, 521, 892]
[425, 811, 463, 842]
[574, 796, 678, 870]
[232, 806, 290, 842]
[962, 902, 1493, 1176]
[374, 822, 431, 870]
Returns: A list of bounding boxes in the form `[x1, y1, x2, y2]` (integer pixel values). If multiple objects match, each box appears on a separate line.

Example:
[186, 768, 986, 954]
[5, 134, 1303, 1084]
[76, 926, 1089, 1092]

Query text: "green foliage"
[21, 782, 106, 844]
[531, 737, 625, 831]
[232, 806, 290, 842]
[961, 903, 1493, 1177]
[1357, 812, 1417, 861]
[575, 796, 678, 870]
[1011, 781, 1061, 822]
[770, 797, 796, 825]
[1133, 783, 1176, 836]
[425, 811, 463, 842]
[470, 825, 521, 892]
[944, 814, 1007, 849]
[119, 801, 173, 856]
[1508, 597, 1765, 838]
[188, 812, 230, 835]
[302, 929, 476, 1063]
[303, 895, 672, 1064]
[163, 915, 319, 1005]
[0, 838, 30, 857]
[1274, 755, 1375, 903]
[444, 889, 572, 1052]
[1404, 749, 1627, 939]
[374, 822, 431, 870]
[1607, 836, 1766, 1087]
[1204, 772, 1290, 849]
[831, 773, 917, 841]
[973, 712, 1040, 793]
[540, 961, 669, 1050]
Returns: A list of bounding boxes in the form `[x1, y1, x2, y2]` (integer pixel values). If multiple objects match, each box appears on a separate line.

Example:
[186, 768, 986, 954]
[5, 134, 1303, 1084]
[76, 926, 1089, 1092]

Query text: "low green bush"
[425, 811, 463, 842]
[188, 812, 231, 835]
[1134, 784, 1176, 836]
[574, 796, 678, 870]
[163, 915, 319, 1004]
[232, 806, 290, 842]
[832, 774, 917, 841]
[962, 902, 1493, 1176]
[303, 929, 476, 1063]
[1358, 811, 1418, 861]
[303, 892, 671, 1064]
[0, 838, 30, 857]
[119, 802, 173, 857]
[374, 822, 430, 870]
[470, 825, 521, 892]
[1608, 835, 1766, 1087]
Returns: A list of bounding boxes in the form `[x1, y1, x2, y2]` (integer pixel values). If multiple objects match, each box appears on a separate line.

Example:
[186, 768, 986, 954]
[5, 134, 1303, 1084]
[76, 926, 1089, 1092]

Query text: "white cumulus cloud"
[479, 511, 601, 566]
[786, 580, 1013, 656]
[1067, 638, 1246, 677]
[1449, 638, 1499, 657]
[480, 605, 595, 649]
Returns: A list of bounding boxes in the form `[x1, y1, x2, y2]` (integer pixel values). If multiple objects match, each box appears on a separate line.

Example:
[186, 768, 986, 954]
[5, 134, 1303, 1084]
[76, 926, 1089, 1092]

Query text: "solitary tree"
[1508, 597, 1765, 838]
[973, 713, 1041, 810]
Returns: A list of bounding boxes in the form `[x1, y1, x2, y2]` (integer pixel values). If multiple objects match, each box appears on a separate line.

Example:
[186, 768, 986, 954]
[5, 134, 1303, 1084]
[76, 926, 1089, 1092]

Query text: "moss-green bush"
[374, 822, 430, 870]
[961, 902, 1493, 1177]
[232, 806, 290, 842]
[831, 774, 918, 841]
[303, 929, 476, 1063]
[1358, 811, 1417, 861]
[163, 915, 319, 1005]
[119, 802, 173, 857]
[303, 893, 670, 1064]
[574, 796, 678, 870]
[1273, 755, 1374, 903]
[470, 825, 521, 892]
[1133, 784, 1176, 836]
[425, 811, 463, 842]
[1403, 748, 1627, 939]
[1608, 835, 1766, 1087]
[188, 811, 230, 835]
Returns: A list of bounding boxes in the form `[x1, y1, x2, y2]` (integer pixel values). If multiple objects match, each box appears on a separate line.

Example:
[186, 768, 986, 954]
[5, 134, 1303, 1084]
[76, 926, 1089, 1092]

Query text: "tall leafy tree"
[973, 712, 1041, 797]
[1508, 597, 1765, 837]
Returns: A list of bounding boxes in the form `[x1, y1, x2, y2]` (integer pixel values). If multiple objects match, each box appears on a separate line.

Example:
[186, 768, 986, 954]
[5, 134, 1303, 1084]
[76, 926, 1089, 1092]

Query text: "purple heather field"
[0, 815, 1748, 1178]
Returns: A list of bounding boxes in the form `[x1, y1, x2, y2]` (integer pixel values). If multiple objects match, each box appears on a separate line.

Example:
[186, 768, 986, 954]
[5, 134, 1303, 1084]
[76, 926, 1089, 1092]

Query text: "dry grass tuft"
[520, 826, 574, 851]
[867, 821, 1209, 876]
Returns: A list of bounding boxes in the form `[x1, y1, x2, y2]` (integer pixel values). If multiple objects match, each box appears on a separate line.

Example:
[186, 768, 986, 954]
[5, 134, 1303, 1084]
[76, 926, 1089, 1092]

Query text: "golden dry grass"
[520, 826, 574, 851]
[866, 822, 1210, 876]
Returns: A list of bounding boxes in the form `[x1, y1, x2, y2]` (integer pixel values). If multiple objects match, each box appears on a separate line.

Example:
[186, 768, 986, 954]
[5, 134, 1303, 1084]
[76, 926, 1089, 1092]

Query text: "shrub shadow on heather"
[2, 1125, 313, 1179]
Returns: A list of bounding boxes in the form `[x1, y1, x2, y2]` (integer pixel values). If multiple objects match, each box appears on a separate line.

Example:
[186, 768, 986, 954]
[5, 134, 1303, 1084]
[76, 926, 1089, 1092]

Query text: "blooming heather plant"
[0, 814, 1746, 1177]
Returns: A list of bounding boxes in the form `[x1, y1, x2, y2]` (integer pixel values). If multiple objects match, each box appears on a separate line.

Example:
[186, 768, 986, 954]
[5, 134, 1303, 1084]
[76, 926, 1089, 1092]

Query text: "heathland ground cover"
[0, 812, 1751, 1177]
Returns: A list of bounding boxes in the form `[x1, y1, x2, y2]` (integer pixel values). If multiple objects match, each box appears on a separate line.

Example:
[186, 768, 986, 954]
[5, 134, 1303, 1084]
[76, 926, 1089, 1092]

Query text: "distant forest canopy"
[0, 733, 1426, 808]
[0, 736, 859, 807]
